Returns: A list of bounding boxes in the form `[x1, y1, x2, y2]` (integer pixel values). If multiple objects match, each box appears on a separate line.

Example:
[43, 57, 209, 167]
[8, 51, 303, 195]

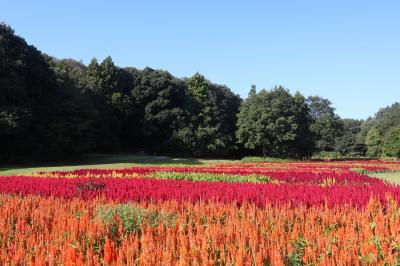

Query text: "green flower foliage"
[151, 171, 271, 183]
[96, 204, 176, 238]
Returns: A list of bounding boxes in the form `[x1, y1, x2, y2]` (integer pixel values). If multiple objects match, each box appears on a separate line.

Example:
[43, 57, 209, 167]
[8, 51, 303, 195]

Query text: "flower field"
[1, 160, 400, 265]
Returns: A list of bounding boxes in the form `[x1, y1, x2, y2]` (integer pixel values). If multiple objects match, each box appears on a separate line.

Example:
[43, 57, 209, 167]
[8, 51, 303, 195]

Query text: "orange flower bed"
[0, 195, 399, 265]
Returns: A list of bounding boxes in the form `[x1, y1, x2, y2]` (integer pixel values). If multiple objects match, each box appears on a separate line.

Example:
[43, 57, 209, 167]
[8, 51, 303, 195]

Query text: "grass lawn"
[368, 171, 400, 185]
[0, 153, 238, 176]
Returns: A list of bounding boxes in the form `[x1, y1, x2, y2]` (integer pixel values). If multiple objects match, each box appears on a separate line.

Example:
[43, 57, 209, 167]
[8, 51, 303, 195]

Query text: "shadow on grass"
[0, 153, 209, 175]
[81, 153, 205, 165]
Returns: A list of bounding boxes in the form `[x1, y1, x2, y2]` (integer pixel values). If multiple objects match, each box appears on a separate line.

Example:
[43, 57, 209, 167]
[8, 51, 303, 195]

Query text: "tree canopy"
[1, 22, 399, 160]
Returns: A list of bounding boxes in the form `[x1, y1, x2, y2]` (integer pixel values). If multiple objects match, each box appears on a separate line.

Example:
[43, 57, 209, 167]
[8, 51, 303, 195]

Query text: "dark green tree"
[48, 55, 122, 153]
[334, 119, 363, 156]
[291, 92, 314, 158]
[46, 56, 87, 91]
[180, 73, 241, 156]
[85, 56, 119, 98]
[372, 103, 400, 133]
[236, 86, 313, 158]
[85, 58, 100, 91]
[98, 56, 118, 97]
[357, 102, 400, 156]
[307, 96, 343, 152]
[383, 128, 400, 158]
[127, 68, 188, 151]
[365, 127, 382, 157]
[0, 23, 60, 159]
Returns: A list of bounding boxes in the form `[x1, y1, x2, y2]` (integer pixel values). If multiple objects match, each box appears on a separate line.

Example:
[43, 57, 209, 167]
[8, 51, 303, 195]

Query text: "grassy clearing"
[0, 153, 238, 176]
[368, 171, 400, 185]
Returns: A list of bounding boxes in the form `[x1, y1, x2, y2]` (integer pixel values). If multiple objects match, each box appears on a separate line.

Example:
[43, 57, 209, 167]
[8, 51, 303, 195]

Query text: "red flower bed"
[1, 175, 399, 207]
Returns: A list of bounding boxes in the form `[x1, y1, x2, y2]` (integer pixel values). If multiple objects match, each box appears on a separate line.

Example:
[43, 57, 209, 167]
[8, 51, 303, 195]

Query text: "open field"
[1, 159, 400, 264]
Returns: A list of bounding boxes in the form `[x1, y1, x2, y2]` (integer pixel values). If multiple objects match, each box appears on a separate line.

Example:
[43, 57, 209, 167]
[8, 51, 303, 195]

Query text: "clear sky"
[2, 1, 399, 119]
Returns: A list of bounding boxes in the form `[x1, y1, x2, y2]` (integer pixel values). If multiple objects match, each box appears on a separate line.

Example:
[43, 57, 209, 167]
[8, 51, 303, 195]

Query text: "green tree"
[0, 23, 59, 159]
[383, 128, 400, 157]
[98, 56, 118, 97]
[85, 56, 119, 98]
[357, 102, 400, 155]
[48, 55, 122, 153]
[335, 119, 363, 156]
[236, 86, 313, 158]
[307, 96, 343, 152]
[46, 57, 87, 91]
[127, 68, 188, 151]
[291, 92, 314, 158]
[365, 127, 382, 157]
[85, 58, 100, 91]
[372, 103, 400, 133]
[187, 73, 208, 102]
[179, 74, 241, 156]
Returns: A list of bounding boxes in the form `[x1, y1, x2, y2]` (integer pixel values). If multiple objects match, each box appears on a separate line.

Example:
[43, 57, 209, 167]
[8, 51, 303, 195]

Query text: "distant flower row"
[34, 160, 392, 185]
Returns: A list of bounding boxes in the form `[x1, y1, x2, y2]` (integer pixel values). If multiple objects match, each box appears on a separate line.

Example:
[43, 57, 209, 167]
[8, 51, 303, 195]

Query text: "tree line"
[1, 23, 399, 161]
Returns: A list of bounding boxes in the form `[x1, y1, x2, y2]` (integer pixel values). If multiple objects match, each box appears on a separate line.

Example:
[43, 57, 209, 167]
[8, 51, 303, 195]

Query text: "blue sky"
[2, 1, 399, 119]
